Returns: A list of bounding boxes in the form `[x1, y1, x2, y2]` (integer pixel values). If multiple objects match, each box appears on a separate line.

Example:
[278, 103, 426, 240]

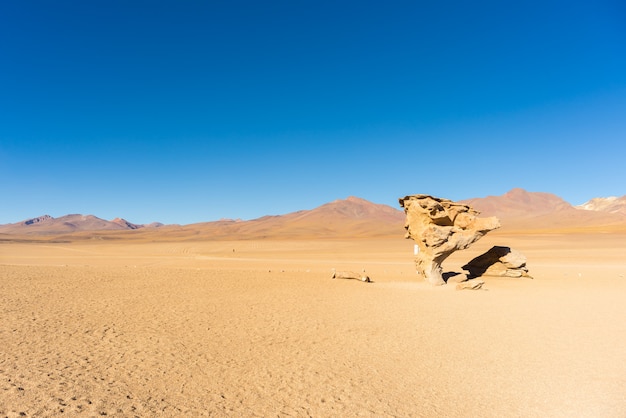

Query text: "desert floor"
[1, 231, 625, 417]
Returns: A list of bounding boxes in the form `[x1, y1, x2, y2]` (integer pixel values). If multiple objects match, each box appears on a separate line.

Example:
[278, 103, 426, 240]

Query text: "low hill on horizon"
[2, 189, 625, 239]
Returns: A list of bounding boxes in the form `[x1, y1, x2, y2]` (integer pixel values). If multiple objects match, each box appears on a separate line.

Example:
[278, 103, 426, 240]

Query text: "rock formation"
[463, 246, 532, 279]
[399, 194, 501, 286]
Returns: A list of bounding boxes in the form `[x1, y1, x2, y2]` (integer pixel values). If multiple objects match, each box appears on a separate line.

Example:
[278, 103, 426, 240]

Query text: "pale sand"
[1, 232, 625, 417]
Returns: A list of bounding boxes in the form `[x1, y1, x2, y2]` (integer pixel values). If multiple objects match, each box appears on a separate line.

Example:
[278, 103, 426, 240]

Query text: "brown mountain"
[178, 196, 406, 239]
[461, 188, 572, 219]
[461, 188, 626, 231]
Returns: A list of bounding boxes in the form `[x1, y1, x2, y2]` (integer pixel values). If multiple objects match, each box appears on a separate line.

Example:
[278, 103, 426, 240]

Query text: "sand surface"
[1, 232, 625, 417]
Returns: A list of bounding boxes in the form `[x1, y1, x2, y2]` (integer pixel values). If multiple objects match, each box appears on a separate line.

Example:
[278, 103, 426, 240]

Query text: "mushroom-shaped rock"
[399, 194, 501, 286]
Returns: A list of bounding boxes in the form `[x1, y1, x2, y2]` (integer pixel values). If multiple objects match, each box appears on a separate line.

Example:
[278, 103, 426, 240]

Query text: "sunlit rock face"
[398, 194, 501, 286]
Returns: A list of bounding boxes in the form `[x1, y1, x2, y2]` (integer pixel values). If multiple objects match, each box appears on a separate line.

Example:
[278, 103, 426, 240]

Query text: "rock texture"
[399, 194, 501, 286]
[463, 246, 532, 278]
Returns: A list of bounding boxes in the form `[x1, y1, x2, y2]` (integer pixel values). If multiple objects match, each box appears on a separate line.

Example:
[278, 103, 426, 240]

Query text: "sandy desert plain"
[1, 196, 626, 417]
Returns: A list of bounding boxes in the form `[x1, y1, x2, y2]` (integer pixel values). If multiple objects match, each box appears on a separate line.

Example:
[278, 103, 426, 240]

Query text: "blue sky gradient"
[1, 1, 625, 224]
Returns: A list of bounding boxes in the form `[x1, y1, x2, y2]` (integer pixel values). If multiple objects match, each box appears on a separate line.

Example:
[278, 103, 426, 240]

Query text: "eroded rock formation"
[463, 246, 532, 279]
[399, 194, 501, 285]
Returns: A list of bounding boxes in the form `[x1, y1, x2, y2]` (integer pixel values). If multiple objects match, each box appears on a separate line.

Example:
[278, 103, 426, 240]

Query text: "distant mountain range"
[0, 214, 164, 235]
[1, 189, 625, 238]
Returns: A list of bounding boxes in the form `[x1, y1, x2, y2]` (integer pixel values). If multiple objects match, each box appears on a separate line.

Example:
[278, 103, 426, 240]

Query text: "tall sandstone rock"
[399, 194, 501, 286]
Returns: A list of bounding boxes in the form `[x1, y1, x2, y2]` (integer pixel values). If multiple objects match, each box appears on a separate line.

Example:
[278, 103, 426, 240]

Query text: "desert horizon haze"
[2, 188, 625, 238]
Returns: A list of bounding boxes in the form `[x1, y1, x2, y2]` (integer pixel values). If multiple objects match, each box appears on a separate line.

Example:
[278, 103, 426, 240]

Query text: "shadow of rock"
[463, 246, 532, 279]
[442, 272, 467, 283]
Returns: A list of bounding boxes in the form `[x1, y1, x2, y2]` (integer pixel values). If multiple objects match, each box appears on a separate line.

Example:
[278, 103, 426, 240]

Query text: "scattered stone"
[331, 270, 371, 283]
[463, 246, 532, 279]
[456, 279, 485, 290]
[399, 194, 500, 286]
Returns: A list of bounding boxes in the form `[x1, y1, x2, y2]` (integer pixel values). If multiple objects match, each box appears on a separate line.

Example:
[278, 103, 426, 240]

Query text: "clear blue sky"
[1, 1, 625, 224]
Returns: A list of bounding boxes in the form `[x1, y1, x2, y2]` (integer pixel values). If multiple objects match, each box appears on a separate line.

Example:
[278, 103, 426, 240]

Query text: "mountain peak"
[111, 218, 142, 230]
[577, 196, 626, 214]
[320, 197, 402, 218]
[503, 188, 532, 200]
[461, 189, 572, 220]
[345, 196, 369, 203]
[504, 187, 528, 196]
